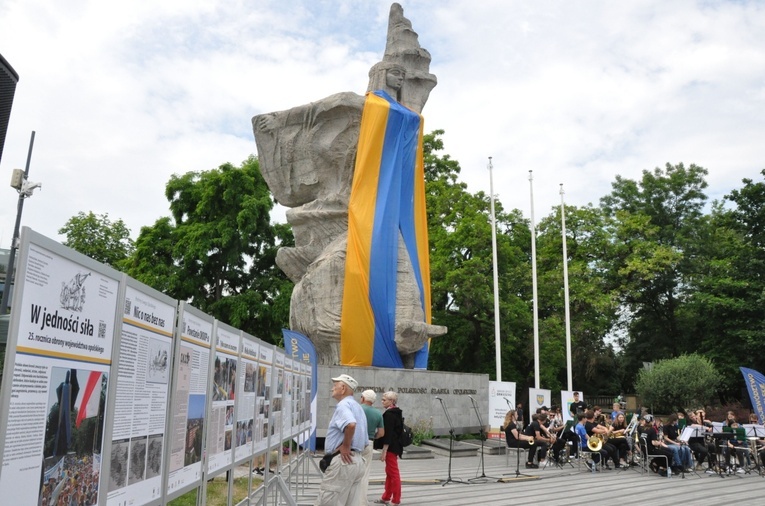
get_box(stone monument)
[253,3,446,369]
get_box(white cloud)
[1,0,764,248]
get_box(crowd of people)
[503,396,765,478]
[39,454,100,506]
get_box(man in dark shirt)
[569,392,586,419]
[584,410,619,469]
[523,414,550,466]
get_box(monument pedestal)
[316,365,489,439]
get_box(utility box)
[10,168,23,189]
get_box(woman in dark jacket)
[374,391,403,505]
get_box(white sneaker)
[736,468,746,474]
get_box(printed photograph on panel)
[108,439,129,492]
[128,436,147,485]
[146,338,171,384]
[145,435,163,480]
[185,394,206,466]
[212,355,238,401]
[257,365,267,397]
[40,367,108,506]
[224,429,233,451]
[244,363,256,392]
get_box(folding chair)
[640,433,670,478]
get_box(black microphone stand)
[468,395,500,482]
[501,397,535,479]
[436,397,469,486]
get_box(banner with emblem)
[528,388,551,416]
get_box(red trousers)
[381,451,401,504]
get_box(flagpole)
[488,157,502,382]
[560,184,573,391]
[529,171,540,389]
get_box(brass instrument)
[588,434,604,452]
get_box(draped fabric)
[340,90,432,368]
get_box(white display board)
[488,381,516,436]
[254,345,273,455]
[107,281,177,506]
[528,387,551,415]
[165,303,213,499]
[234,334,259,464]
[206,321,240,476]
[0,228,122,506]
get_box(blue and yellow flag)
[340,90,432,369]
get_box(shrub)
[635,353,719,413]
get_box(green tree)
[535,204,620,394]
[600,163,710,389]
[59,211,134,269]
[424,130,532,383]
[124,156,292,343]
[684,172,765,400]
[635,354,719,413]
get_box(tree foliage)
[59,211,134,269]
[124,156,292,343]
[635,354,719,413]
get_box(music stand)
[711,428,735,478]
[743,424,765,475]
[436,397,470,486]
[467,395,500,482]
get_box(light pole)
[1,131,39,314]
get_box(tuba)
[587,434,603,452]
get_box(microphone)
[468,395,474,401]
[435,396,442,400]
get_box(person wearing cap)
[316,374,368,506]
[359,390,384,506]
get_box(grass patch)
[168,476,261,506]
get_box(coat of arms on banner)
[536,394,544,406]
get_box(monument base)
[316,365,489,438]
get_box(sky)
[1,0,764,249]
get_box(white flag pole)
[529,170,540,389]
[560,184,573,391]
[488,157,502,382]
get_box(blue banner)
[284,329,318,451]
[740,367,765,424]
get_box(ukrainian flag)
[340,90,432,369]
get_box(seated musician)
[686,410,714,473]
[576,414,600,471]
[609,412,632,466]
[525,413,554,465]
[663,414,694,472]
[547,406,572,462]
[641,415,677,475]
[584,410,620,469]
[722,420,749,473]
[503,410,542,469]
